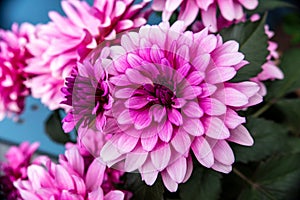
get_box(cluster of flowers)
[0,0,284,199]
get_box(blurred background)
[0,0,65,157]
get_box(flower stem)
[233,168,276,199]
[252,99,277,118]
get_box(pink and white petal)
[166,0,183,12]
[217,0,235,21]
[134,110,152,130]
[198,34,218,53]
[85,159,106,191]
[196,0,214,10]
[214,52,244,67]
[200,83,217,98]
[125,96,149,109]
[151,104,166,122]
[213,40,239,55]
[104,190,125,200]
[183,101,204,118]
[183,156,193,183]
[100,141,123,164]
[151,145,171,171]
[228,125,254,146]
[114,87,136,98]
[181,86,202,99]
[65,148,84,177]
[225,82,260,98]
[161,170,178,192]
[158,120,173,142]
[55,165,75,190]
[166,156,187,183]
[72,175,86,197]
[224,108,246,129]
[124,151,148,172]
[88,187,104,200]
[117,133,139,153]
[183,118,205,136]
[187,71,205,86]
[211,161,232,173]
[206,67,236,84]
[140,158,159,185]
[125,68,153,85]
[214,88,248,107]
[212,140,234,165]
[200,98,226,116]
[239,0,259,9]
[171,128,192,154]
[178,0,199,26]
[168,108,183,126]
[204,117,230,139]
[141,134,158,151]
[152,0,165,11]
[191,53,210,72]
[201,4,218,32]
[191,136,214,168]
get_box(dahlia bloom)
[68,21,262,191]
[25,0,150,110]
[0,23,35,120]
[14,147,126,200]
[152,0,258,32]
[0,142,40,200]
[61,49,113,133]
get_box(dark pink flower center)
[143,83,175,108]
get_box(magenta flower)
[61,51,113,133]
[0,23,35,120]
[0,142,40,200]
[25,0,149,110]
[68,21,262,191]
[152,0,258,32]
[14,147,127,200]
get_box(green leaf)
[275,99,300,135]
[124,173,164,200]
[220,15,269,82]
[45,109,72,144]
[248,0,294,14]
[179,167,221,200]
[238,153,300,200]
[285,137,300,154]
[232,117,288,163]
[266,49,300,100]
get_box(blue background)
[0,0,65,156]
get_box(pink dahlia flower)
[68,21,262,191]
[25,0,150,110]
[61,50,113,133]
[0,142,40,200]
[152,0,258,32]
[14,147,126,200]
[0,23,35,120]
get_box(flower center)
[144,83,175,108]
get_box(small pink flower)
[25,0,150,110]
[0,23,35,120]
[61,51,113,133]
[0,142,40,200]
[249,14,284,96]
[14,147,127,200]
[70,21,262,191]
[152,0,258,32]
